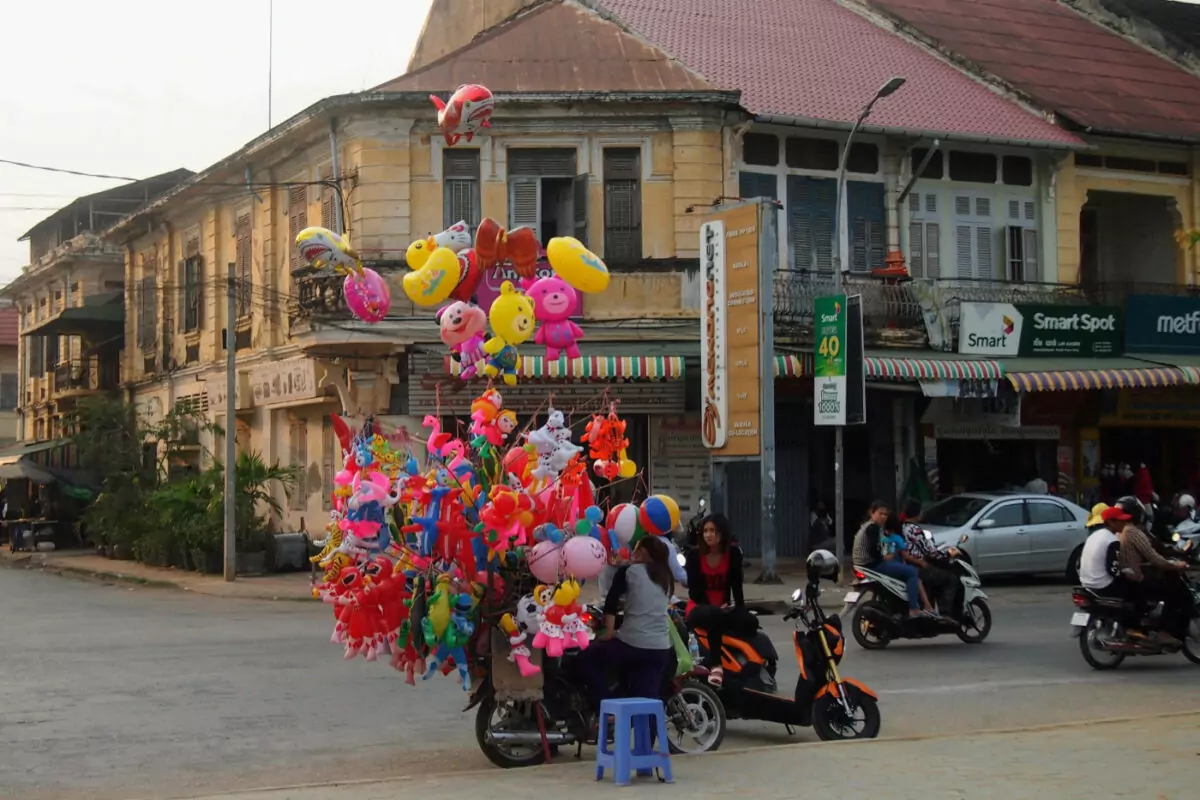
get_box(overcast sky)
[0,0,433,282]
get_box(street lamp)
[830,76,906,570]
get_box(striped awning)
[1007,367,1190,393]
[775,355,806,377]
[865,356,1004,381]
[445,355,684,381]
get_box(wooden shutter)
[604,150,643,265]
[140,250,158,349]
[787,175,836,272]
[738,171,778,201]
[907,192,941,279]
[443,149,481,231]
[288,186,308,271]
[847,181,885,273]
[236,214,252,317]
[289,419,308,511]
[322,416,334,511]
[952,194,995,280]
[508,148,576,176]
[320,168,336,231]
[573,173,589,247]
[508,178,540,238]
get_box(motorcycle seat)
[692,628,779,663]
[1074,586,1133,610]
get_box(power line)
[0,156,350,190]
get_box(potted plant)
[209,451,299,576]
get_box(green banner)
[813,294,847,425]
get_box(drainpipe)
[329,117,344,235]
[882,145,906,274]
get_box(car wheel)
[1065,544,1083,584]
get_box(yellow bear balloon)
[402,246,461,307]
[483,281,536,386]
[546,236,610,294]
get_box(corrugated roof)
[866,0,1200,141]
[597,0,1082,145]
[0,306,17,347]
[377,0,717,93]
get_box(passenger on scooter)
[1079,504,1125,599]
[683,513,748,688]
[1111,496,1193,647]
[885,513,936,615]
[852,502,929,620]
[900,500,961,618]
[579,535,674,708]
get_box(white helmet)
[1179,494,1196,510]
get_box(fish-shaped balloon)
[431,84,495,147]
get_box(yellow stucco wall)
[1056,153,1199,285]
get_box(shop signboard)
[813,294,847,425]
[699,202,765,456]
[1124,294,1200,354]
[958,302,1121,357]
[474,251,583,317]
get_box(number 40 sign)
[813,294,847,426]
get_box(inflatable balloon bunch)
[294,226,392,323]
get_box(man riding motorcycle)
[1105,496,1192,646]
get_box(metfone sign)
[958,302,1121,357]
[1125,295,1200,355]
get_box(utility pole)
[224,265,237,582]
[830,77,906,570]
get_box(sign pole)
[758,201,779,583]
[224,266,238,582]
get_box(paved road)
[1,569,1197,799]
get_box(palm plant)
[207,451,301,552]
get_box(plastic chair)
[595,697,673,786]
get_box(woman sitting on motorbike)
[684,513,748,687]
[579,534,674,708]
[852,501,932,619]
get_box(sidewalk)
[178,713,1199,800]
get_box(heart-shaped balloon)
[402,246,461,307]
[450,248,482,302]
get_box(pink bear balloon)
[523,274,583,361]
[344,268,391,323]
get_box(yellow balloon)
[405,237,434,270]
[546,236,610,294]
[617,458,637,479]
[402,246,461,307]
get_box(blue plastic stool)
[595,697,673,786]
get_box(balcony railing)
[51,358,121,396]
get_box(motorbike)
[841,534,992,649]
[689,550,881,741]
[1070,538,1200,669]
[469,604,726,768]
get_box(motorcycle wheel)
[955,598,993,644]
[474,696,548,769]
[851,602,892,650]
[812,692,881,741]
[1182,619,1200,665]
[1078,618,1126,671]
[665,680,726,755]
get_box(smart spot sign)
[958,302,1121,357]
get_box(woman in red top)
[684,514,746,687]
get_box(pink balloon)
[344,268,392,323]
[561,536,608,580]
[528,540,562,583]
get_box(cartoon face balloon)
[344,268,391,323]
[561,535,607,580]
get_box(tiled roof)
[866,0,1200,141]
[377,0,717,94]
[0,306,18,347]
[597,0,1082,146]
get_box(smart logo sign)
[1125,295,1200,355]
[958,302,1121,357]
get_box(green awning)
[23,290,124,340]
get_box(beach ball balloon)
[639,494,680,536]
[606,503,640,546]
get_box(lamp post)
[831,76,906,570]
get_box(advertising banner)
[813,294,847,425]
[958,302,1121,357]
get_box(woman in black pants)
[684,514,748,687]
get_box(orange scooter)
[690,550,881,741]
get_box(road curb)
[164,708,1200,800]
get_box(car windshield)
[922,496,991,527]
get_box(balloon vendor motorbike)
[1071,537,1200,669]
[841,533,992,649]
[470,599,726,768]
[690,550,881,741]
